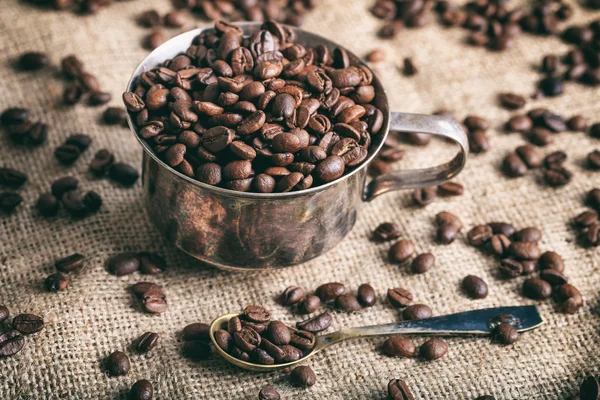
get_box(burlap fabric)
[1,0,599,398]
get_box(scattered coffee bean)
[0,305,9,324]
[300,295,321,314]
[183,340,212,360]
[357,283,376,307]
[137,252,166,275]
[462,275,488,299]
[130,282,161,298]
[107,252,140,276]
[503,153,528,177]
[509,241,541,260]
[515,145,542,168]
[382,337,415,358]
[419,338,448,360]
[588,150,600,169]
[54,253,84,273]
[388,378,414,400]
[438,181,463,196]
[103,107,127,125]
[258,386,280,400]
[106,350,130,376]
[402,304,432,320]
[506,115,533,132]
[490,234,511,257]
[389,239,415,263]
[36,193,59,217]
[0,168,27,189]
[142,288,168,314]
[403,58,418,76]
[54,143,81,165]
[0,192,23,214]
[567,115,588,131]
[17,52,49,71]
[493,323,519,345]
[129,379,153,400]
[499,93,526,109]
[290,365,316,388]
[12,313,44,334]
[514,227,541,242]
[296,312,332,332]
[366,49,386,62]
[0,330,25,358]
[335,294,362,312]
[109,163,139,186]
[136,332,160,353]
[165,10,188,28]
[468,225,493,246]
[373,222,402,241]
[574,210,598,228]
[281,286,305,305]
[523,277,552,300]
[90,149,115,176]
[412,187,436,206]
[45,272,68,292]
[387,288,413,308]
[538,251,565,272]
[182,322,210,342]
[411,252,434,274]
[539,76,563,97]
[315,282,345,302]
[499,258,523,279]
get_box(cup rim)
[125,22,391,200]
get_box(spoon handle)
[316,306,543,349]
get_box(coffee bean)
[387,288,413,308]
[403,58,418,76]
[542,55,559,74]
[227,317,242,334]
[475,396,495,400]
[243,305,271,323]
[45,272,68,292]
[503,154,528,177]
[567,115,588,131]
[382,337,415,358]
[109,163,139,186]
[213,329,233,353]
[493,323,519,345]
[183,339,212,360]
[514,227,541,242]
[107,252,140,276]
[468,225,493,246]
[258,386,280,400]
[90,149,115,177]
[130,282,161,298]
[129,379,153,400]
[540,269,568,286]
[490,234,511,257]
[556,283,583,306]
[538,251,565,272]
[388,378,414,400]
[106,351,130,376]
[296,312,332,332]
[543,166,572,187]
[280,286,305,306]
[438,181,463,196]
[234,327,262,352]
[539,76,563,96]
[0,305,8,324]
[357,283,376,307]
[580,376,600,400]
[528,128,553,147]
[419,338,448,360]
[389,239,415,263]
[437,223,460,245]
[13,314,44,334]
[499,93,526,109]
[436,211,463,230]
[266,321,291,345]
[88,92,112,106]
[137,252,166,275]
[0,168,27,189]
[587,188,600,211]
[509,241,541,260]
[410,253,435,274]
[574,211,598,228]
[51,176,78,199]
[464,116,489,131]
[373,222,401,241]
[0,330,25,358]
[136,332,159,353]
[499,258,523,279]
[1,107,28,126]
[489,222,516,237]
[315,282,345,302]
[588,150,600,169]
[315,155,345,183]
[462,275,488,299]
[335,294,362,312]
[165,10,188,28]
[506,115,533,132]
[18,52,49,71]
[289,330,315,351]
[54,144,81,165]
[300,295,321,314]
[412,187,436,206]
[402,304,432,320]
[523,277,552,300]
[366,49,386,62]
[36,193,59,216]
[290,366,316,388]
[145,31,166,50]
[142,288,168,314]
[515,145,542,168]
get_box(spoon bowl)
[209,306,544,372]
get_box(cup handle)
[363,112,469,201]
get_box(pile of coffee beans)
[466,222,583,314]
[370,0,435,38]
[573,188,600,247]
[181,322,212,360]
[388,378,415,399]
[123,20,384,193]
[434,211,463,245]
[463,115,490,154]
[60,55,111,107]
[171,0,320,27]
[36,176,102,218]
[0,306,44,358]
[129,281,168,314]
[1,107,48,146]
[214,305,316,365]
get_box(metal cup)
[125,23,469,271]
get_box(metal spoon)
[209,305,544,371]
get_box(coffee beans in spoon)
[123,20,384,193]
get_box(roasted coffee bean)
[234,328,262,352]
[137,252,166,275]
[290,366,316,388]
[142,288,168,314]
[18,52,49,71]
[315,282,345,302]
[437,223,460,245]
[129,379,153,400]
[436,211,463,230]
[540,269,567,285]
[258,386,280,400]
[489,222,516,237]
[503,154,528,177]
[296,312,332,332]
[543,166,572,187]
[493,323,519,345]
[387,288,413,308]
[588,150,600,169]
[499,93,526,109]
[280,286,305,305]
[403,58,418,76]
[538,251,564,272]
[412,187,436,207]
[509,241,541,260]
[389,239,415,263]
[145,31,166,50]
[490,234,511,257]
[0,168,27,188]
[468,225,493,246]
[90,149,115,176]
[464,116,489,131]
[357,283,376,307]
[556,284,583,306]
[366,49,386,62]
[55,144,81,165]
[45,272,68,292]
[266,321,291,345]
[243,305,271,323]
[523,278,552,300]
[420,338,448,360]
[107,252,140,276]
[383,337,415,358]
[213,329,233,352]
[106,351,131,376]
[1,107,28,126]
[468,129,489,153]
[588,188,600,211]
[165,10,188,28]
[574,211,598,228]
[388,378,414,400]
[0,330,25,358]
[567,115,588,131]
[514,227,541,242]
[315,155,345,183]
[34,193,56,217]
[59,190,85,218]
[538,76,563,97]
[402,304,432,320]
[51,176,79,199]
[499,258,523,279]
[103,107,127,125]
[516,145,542,168]
[89,92,112,106]
[300,295,321,314]
[136,332,159,353]
[462,275,488,299]
[474,396,495,400]
[335,294,362,312]
[227,317,242,334]
[83,191,102,214]
[12,314,44,334]
[411,253,435,274]
[130,282,161,298]
[0,305,9,324]
[289,330,315,351]
[183,339,212,360]
[373,222,401,241]
[109,163,139,186]
[591,124,600,139]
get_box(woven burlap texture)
[1,0,599,398]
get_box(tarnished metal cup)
[126,23,469,271]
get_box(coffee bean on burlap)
[129,379,153,400]
[0,168,27,188]
[258,386,280,400]
[335,294,362,312]
[136,332,160,353]
[357,283,376,307]
[402,304,432,320]
[106,351,130,376]
[12,314,44,334]
[382,337,415,358]
[107,252,140,276]
[280,286,305,305]
[0,330,25,358]
[290,365,316,388]
[372,222,401,241]
[17,52,49,71]
[142,288,168,314]
[462,275,488,299]
[45,272,68,292]
[315,282,345,302]
[300,295,321,314]
[523,278,552,300]
[419,338,448,360]
[389,239,415,263]
[493,323,519,345]
[387,288,413,308]
[137,252,166,274]
[388,378,414,400]
[109,163,139,186]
